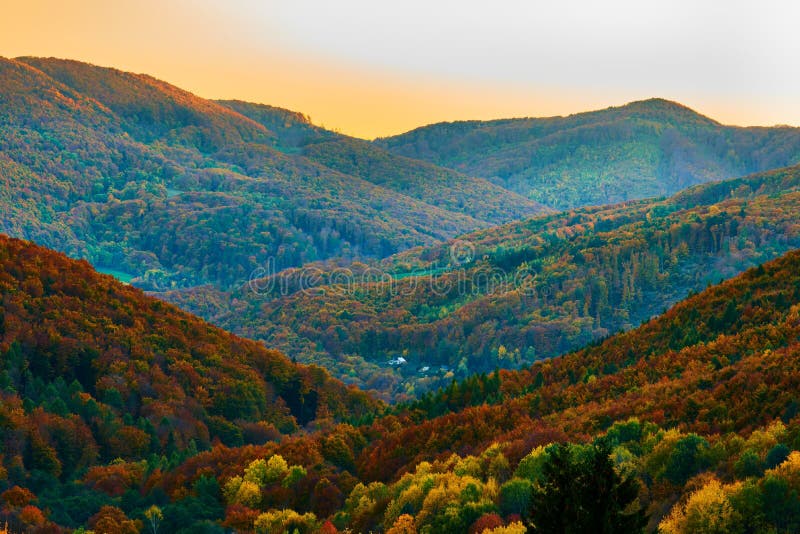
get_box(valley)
[2,53,800,533]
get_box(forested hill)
[376,98,800,210]
[338,247,800,505]
[0,56,544,291]
[166,164,800,401]
[75,246,800,533]
[0,233,378,489]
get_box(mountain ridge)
[0,56,546,292]
[376,97,800,209]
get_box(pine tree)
[529,441,647,533]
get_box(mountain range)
[3,57,800,294]
[4,56,800,532]
[4,56,800,399]
[166,163,800,401]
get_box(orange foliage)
[88,506,141,534]
[83,462,146,498]
[18,505,45,527]
[1,487,35,508]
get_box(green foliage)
[377,98,800,210]
[766,444,792,470]
[664,434,711,485]
[224,99,545,223]
[499,478,533,517]
[513,446,549,484]
[283,465,307,488]
[0,57,543,294]
[761,475,800,531]
[734,450,763,479]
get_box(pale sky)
[2,0,799,138]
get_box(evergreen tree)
[529,441,647,533]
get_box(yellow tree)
[144,505,163,534]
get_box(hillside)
[376,98,800,210]
[218,100,547,224]
[163,164,800,401]
[0,56,544,291]
[0,234,380,529]
[158,248,800,533]
[12,246,800,532]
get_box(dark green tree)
[500,478,533,517]
[761,475,800,532]
[529,442,647,533]
[663,434,710,485]
[765,444,791,470]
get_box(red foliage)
[469,513,504,534]
[222,504,259,532]
[0,234,378,490]
[83,463,146,498]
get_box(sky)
[2,0,799,138]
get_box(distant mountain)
[0,57,545,291]
[218,100,546,224]
[167,164,800,400]
[376,98,800,209]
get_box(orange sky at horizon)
[2,0,799,139]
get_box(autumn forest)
[2,54,800,533]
